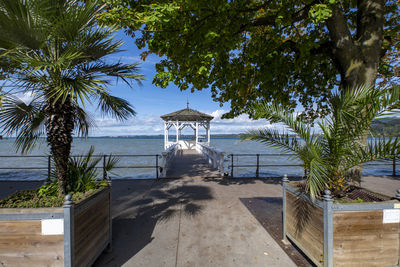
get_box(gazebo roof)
[161,107,213,122]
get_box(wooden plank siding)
[285,191,324,266]
[333,210,399,266]
[73,188,110,267]
[0,220,64,267]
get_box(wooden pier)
[165,149,221,178]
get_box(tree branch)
[249,1,317,27]
[325,5,355,73]
[357,0,384,60]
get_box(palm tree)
[244,85,400,199]
[0,0,143,194]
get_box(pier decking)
[165,149,221,178]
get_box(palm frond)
[343,136,400,171]
[14,111,46,153]
[0,0,48,50]
[74,105,95,137]
[306,158,328,199]
[0,95,42,135]
[0,95,46,153]
[97,92,136,120]
[243,128,300,157]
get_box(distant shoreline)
[1,134,245,139]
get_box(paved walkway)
[166,150,221,178]
[2,175,399,266]
[93,178,296,267]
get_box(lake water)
[0,137,396,180]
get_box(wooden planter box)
[0,186,111,267]
[282,180,400,267]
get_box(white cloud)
[207,109,285,134]
[89,109,286,136]
[15,92,36,104]
[107,54,161,70]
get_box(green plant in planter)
[44,146,119,195]
[0,147,117,208]
[243,85,400,199]
[65,146,118,193]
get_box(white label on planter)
[41,219,64,235]
[383,209,400,224]
[394,203,400,209]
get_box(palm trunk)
[45,97,75,195]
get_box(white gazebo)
[161,103,213,150]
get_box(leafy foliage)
[42,146,117,195]
[0,187,105,208]
[100,0,400,119]
[243,85,400,199]
[65,146,118,193]
[0,0,143,194]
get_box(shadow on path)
[240,197,315,267]
[166,150,221,178]
[203,177,304,186]
[93,179,214,267]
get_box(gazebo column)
[195,122,198,146]
[164,122,167,149]
[207,122,210,145]
[175,121,179,144]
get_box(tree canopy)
[100,0,399,119]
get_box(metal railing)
[0,154,162,180]
[228,154,399,178]
[0,153,398,180]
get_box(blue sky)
[85,30,273,136]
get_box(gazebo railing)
[196,143,225,175]
[161,143,181,177]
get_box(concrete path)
[166,150,221,178]
[93,178,296,267]
[361,175,400,197]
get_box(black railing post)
[103,155,107,180]
[156,155,159,179]
[231,154,234,178]
[393,157,396,177]
[48,155,51,180]
[256,154,259,178]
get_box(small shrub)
[38,180,58,197]
[0,147,117,208]
[0,187,106,208]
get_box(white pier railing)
[161,143,181,177]
[195,143,225,175]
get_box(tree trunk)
[326,1,384,91]
[45,97,75,195]
[325,0,384,184]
